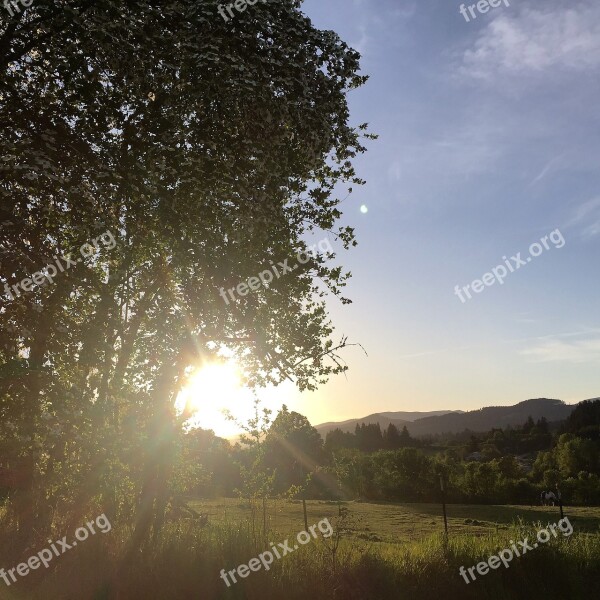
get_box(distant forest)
[170,399,600,506]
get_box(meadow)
[188,497,600,542]
[2,499,598,600]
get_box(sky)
[194,0,600,436]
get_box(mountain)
[315,410,461,437]
[405,398,574,437]
[315,399,577,439]
[377,410,464,421]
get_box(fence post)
[302,498,309,531]
[440,474,448,537]
[557,485,564,521]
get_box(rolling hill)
[315,398,577,439]
[315,410,461,437]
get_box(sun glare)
[175,362,246,438]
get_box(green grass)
[188,498,600,543]
[1,500,599,599]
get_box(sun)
[175,362,246,438]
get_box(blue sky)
[211,0,600,434]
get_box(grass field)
[188,497,600,543]
[180,498,600,600]
[2,500,599,599]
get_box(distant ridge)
[315,398,578,438]
[316,410,461,437]
[377,410,464,420]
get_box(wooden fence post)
[440,474,448,537]
[302,498,308,531]
[556,485,565,521]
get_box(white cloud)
[569,197,600,239]
[461,1,600,80]
[529,154,566,186]
[390,2,416,20]
[519,335,600,363]
[352,25,369,57]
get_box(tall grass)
[1,514,599,599]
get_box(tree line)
[170,399,600,506]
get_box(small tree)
[225,397,283,545]
[226,398,275,490]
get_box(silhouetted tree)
[264,406,325,495]
[564,399,600,440]
[355,423,383,452]
[536,416,549,434]
[325,428,356,452]
[523,416,535,434]
[399,425,412,447]
[384,423,401,449]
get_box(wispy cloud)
[460,1,600,81]
[387,160,402,182]
[569,197,600,238]
[517,328,600,363]
[513,314,538,325]
[396,344,477,360]
[400,329,600,362]
[389,1,416,20]
[351,24,369,56]
[519,337,600,363]
[529,154,566,186]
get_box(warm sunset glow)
[175,362,246,438]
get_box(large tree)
[264,404,324,494]
[0,0,370,546]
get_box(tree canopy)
[0,0,370,541]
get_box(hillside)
[315,410,461,437]
[315,398,576,438]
